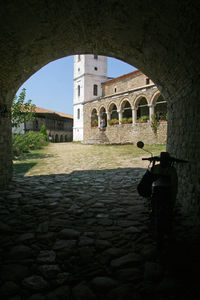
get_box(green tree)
[12,88,36,128]
[40,124,48,140]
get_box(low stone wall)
[84,122,167,144]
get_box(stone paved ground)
[0,143,200,300]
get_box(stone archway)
[108,103,119,125]
[91,108,98,128]
[136,97,149,122]
[0,1,199,215]
[99,106,107,127]
[55,134,59,143]
[121,99,132,121]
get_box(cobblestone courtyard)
[0,143,199,300]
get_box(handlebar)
[141,156,188,163]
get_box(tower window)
[77,108,80,119]
[94,67,98,71]
[94,55,98,59]
[78,55,81,61]
[78,68,80,72]
[146,78,150,85]
[114,87,117,93]
[78,85,80,97]
[93,84,98,96]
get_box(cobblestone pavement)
[1,145,200,299]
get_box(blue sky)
[17,56,136,115]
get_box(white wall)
[73,104,83,141]
[73,54,107,141]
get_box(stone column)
[0,103,13,187]
[148,104,154,122]
[132,108,137,124]
[106,111,111,127]
[97,113,100,128]
[118,110,122,124]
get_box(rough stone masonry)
[0,1,199,219]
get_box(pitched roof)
[34,106,73,119]
[102,69,142,85]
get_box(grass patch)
[13,143,166,177]
[13,162,37,176]
[13,147,54,176]
[92,143,166,157]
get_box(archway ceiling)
[0,0,200,102]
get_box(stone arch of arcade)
[0,1,199,216]
[150,91,167,121]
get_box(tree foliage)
[40,124,48,140]
[13,131,48,157]
[12,88,36,128]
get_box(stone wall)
[0,0,199,220]
[167,88,200,221]
[102,71,152,97]
[84,122,167,145]
[0,106,12,186]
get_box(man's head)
[160,152,171,167]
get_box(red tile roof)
[102,69,142,85]
[34,106,73,119]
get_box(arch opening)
[108,103,119,125]
[121,100,132,123]
[91,108,98,127]
[154,95,167,121]
[136,97,149,122]
[99,107,107,128]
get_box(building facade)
[73,55,107,141]
[24,106,73,142]
[73,55,167,144]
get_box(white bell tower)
[73,54,107,141]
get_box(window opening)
[93,84,98,96]
[77,108,80,119]
[94,67,98,71]
[78,85,80,97]
[146,78,150,85]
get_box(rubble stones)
[0,167,198,299]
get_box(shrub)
[128,117,133,123]
[108,119,119,125]
[91,119,98,127]
[13,131,48,157]
[40,124,48,140]
[121,118,128,124]
[151,114,159,134]
[140,115,149,121]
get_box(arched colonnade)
[91,91,167,127]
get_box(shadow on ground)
[0,167,199,299]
